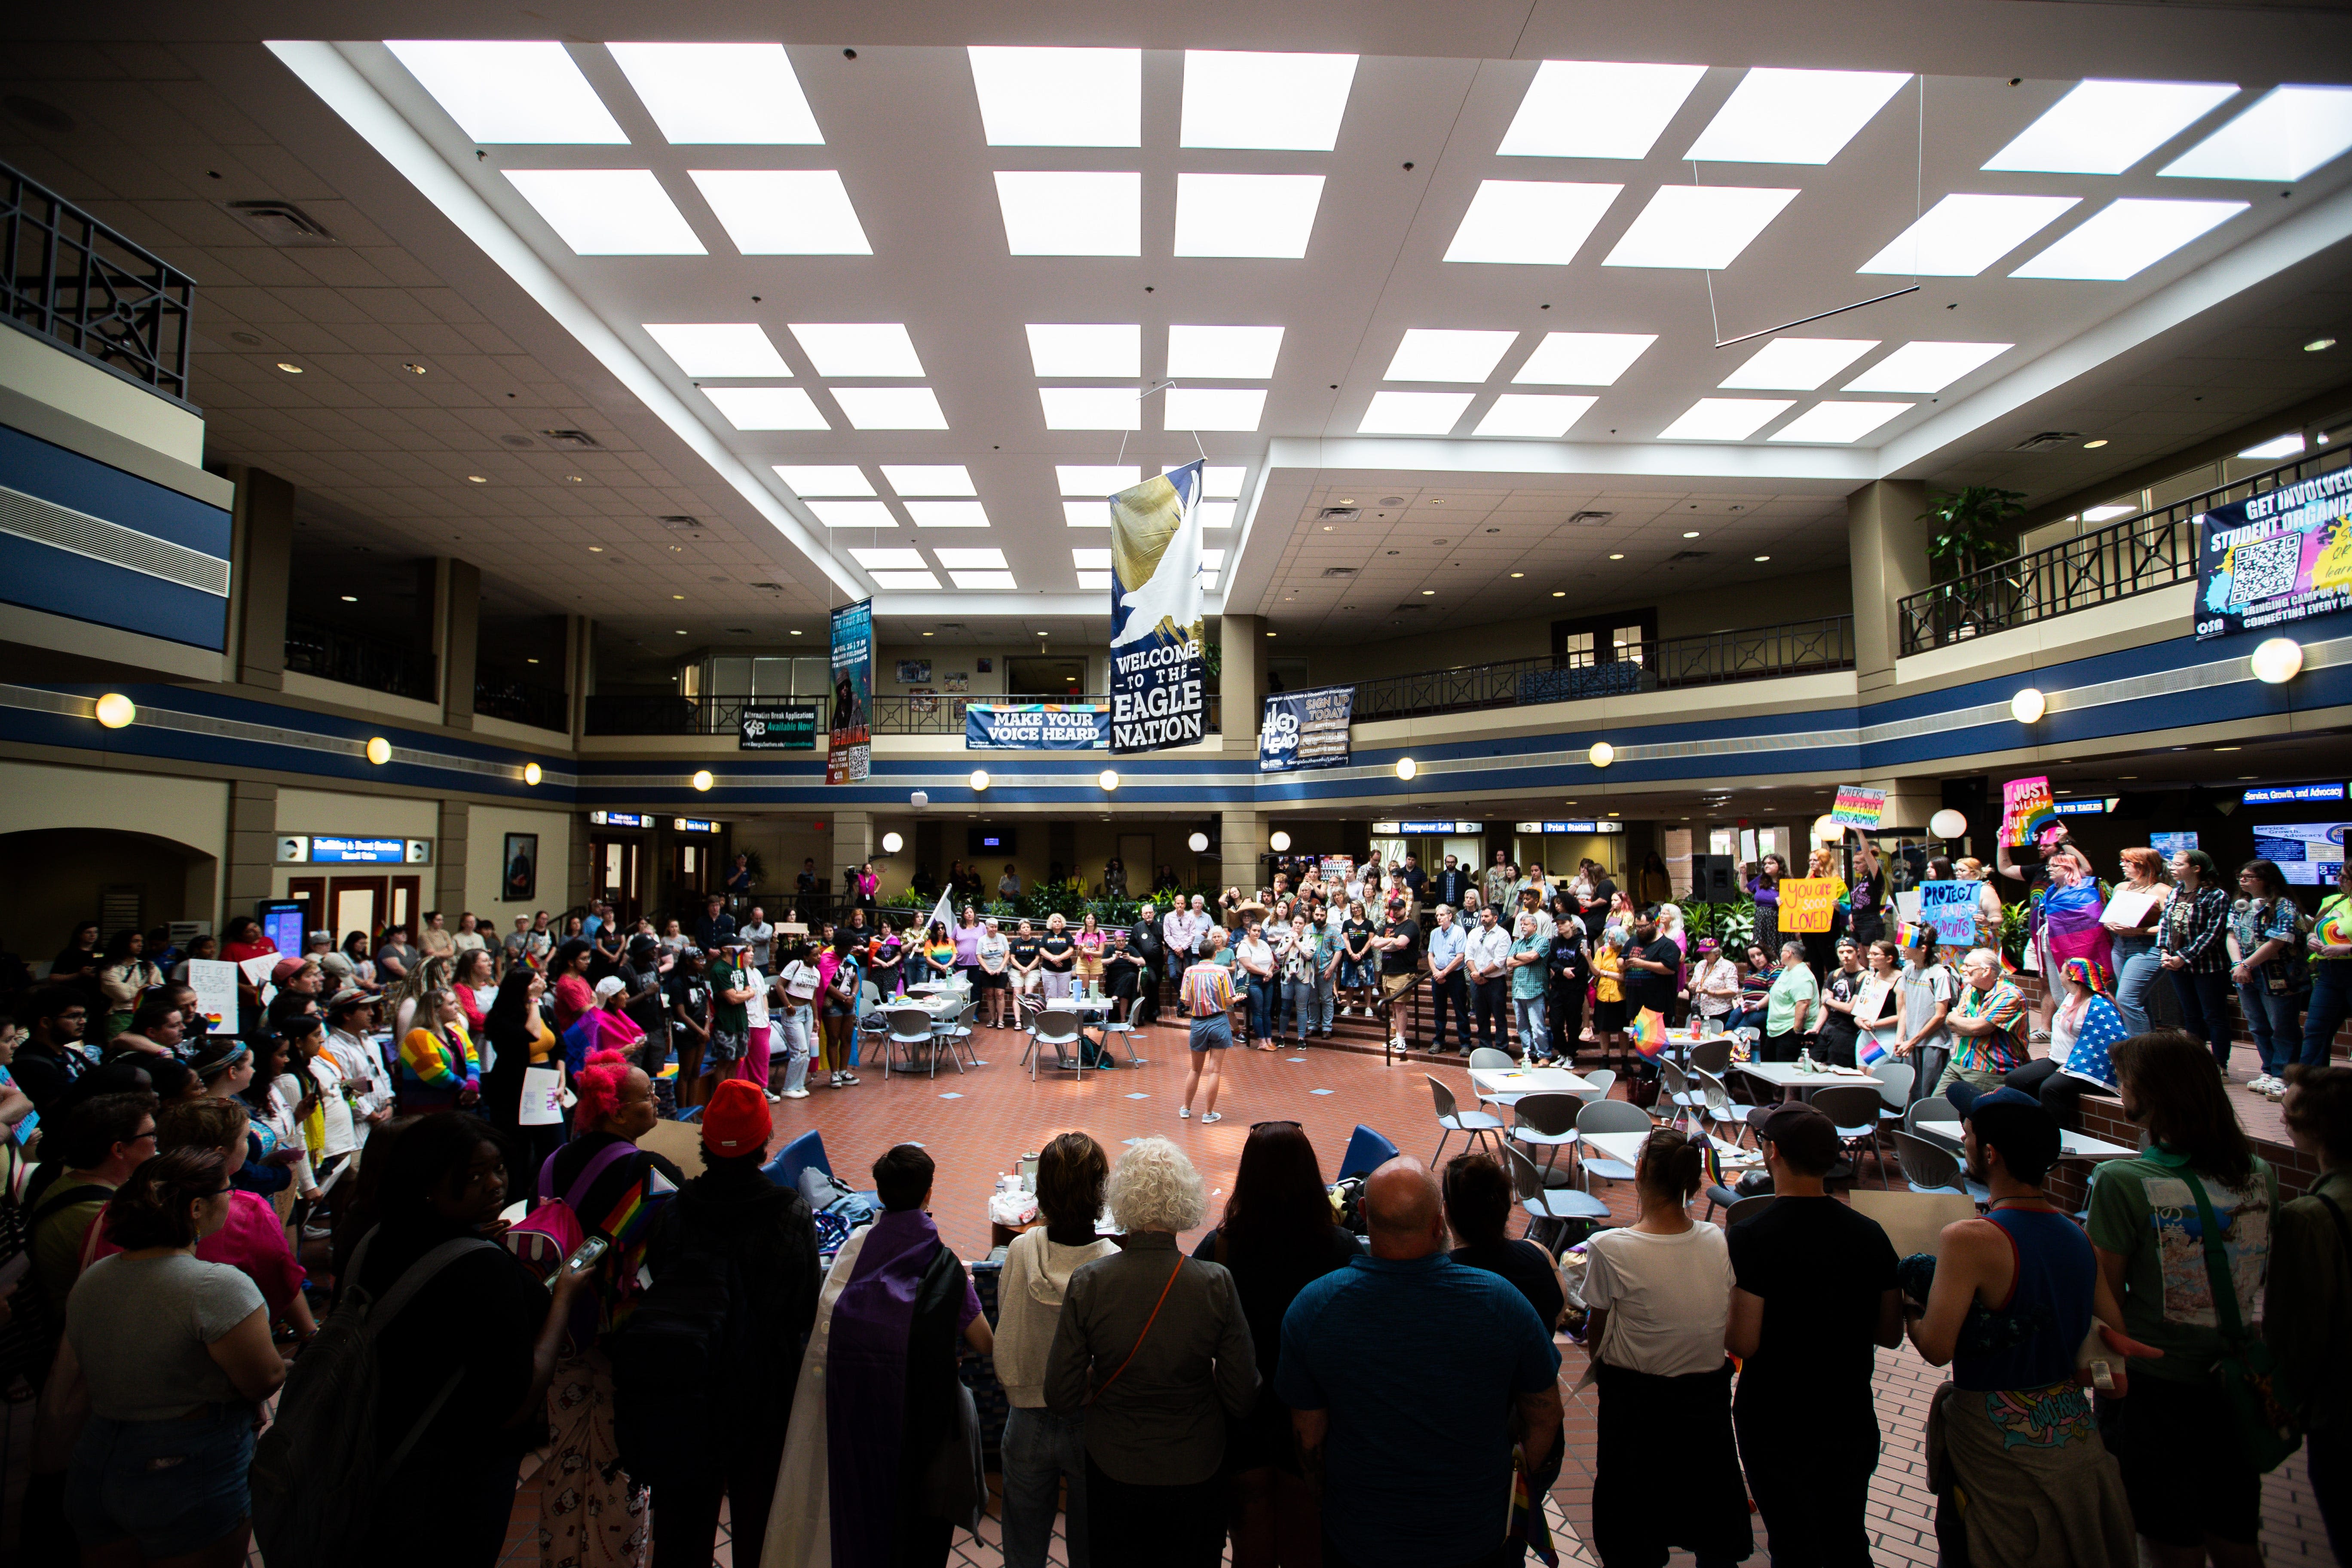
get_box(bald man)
[1276,1157,1563,1568]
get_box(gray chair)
[1701,1177,1745,1222]
[1694,1068,1757,1147]
[1574,1098,1654,1197]
[886,1005,941,1079]
[1098,993,1150,1066]
[1891,1128,1989,1202]
[1906,1096,1961,1136]
[1576,1068,1617,1103]
[1690,1036,1733,1078]
[1811,1084,1892,1188]
[1027,1007,1087,1081]
[1501,1139,1609,1251]
[1427,1075,1506,1164]
[1871,1062,1915,1135]
[1469,1047,1519,1109]
[1507,1092,1582,1185]
[1657,1060,1704,1130]
[936,1001,979,1072]
[1725,1193,1777,1228]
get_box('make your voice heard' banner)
[1259,684,1354,772]
[965,704,1110,750]
[1108,460,1207,753]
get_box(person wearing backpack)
[628,1078,819,1568]
[2089,1031,2281,1568]
[2270,1063,2352,1565]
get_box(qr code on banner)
[2229,533,2303,606]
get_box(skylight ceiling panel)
[1180,50,1358,150]
[1163,388,1267,431]
[871,570,941,589]
[1474,395,1596,438]
[1173,174,1326,259]
[1718,337,1879,391]
[689,170,870,254]
[2160,85,2352,181]
[950,571,1020,590]
[1841,341,2010,394]
[1498,61,1708,159]
[388,41,627,143]
[772,464,873,496]
[1167,326,1285,379]
[1767,400,1913,443]
[995,172,1142,256]
[1359,392,1475,435]
[1984,79,2239,175]
[1384,329,1520,383]
[1855,193,2081,277]
[1656,398,1793,440]
[1072,548,1114,570]
[1063,501,1110,527]
[1684,68,1911,164]
[1443,181,1622,265]
[809,500,896,528]
[2009,197,2248,279]
[502,170,705,255]
[1513,332,1657,386]
[1202,466,1246,498]
[906,501,991,528]
[702,386,827,430]
[848,547,925,569]
[607,43,822,144]
[831,387,949,429]
[882,466,977,496]
[935,548,1008,569]
[1603,186,1798,269]
[1039,388,1141,430]
[642,323,790,378]
[789,323,925,377]
[1077,572,1114,591]
[1199,502,1236,529]
[968,47,1141,146]
[1027,324,1139,378]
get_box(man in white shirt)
[1893,930,1959,1104]
[322,988,393,1145]
[740,906,776,973]
[1235,920,1278,1047]
[1465,905,1514,1051]
[1426,906,1470,1054]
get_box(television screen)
[2150,831,2200,858]
[967,826,1018,857]
[2250,821,2350,885]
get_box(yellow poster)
[1779,877,1836,934]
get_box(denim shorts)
[69,1405,256,1559]
[1190,1013,1234,1052]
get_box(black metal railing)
[475,680,570,732]
[1897,448,2352,654]
[284,619,435,703]
[584,692,1225,738]
[1347,616,1855,721]
[3,161,196,403]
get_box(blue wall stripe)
[0,422,232,556]
[0,537,228,649]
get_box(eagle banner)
[1108,460,1207,753]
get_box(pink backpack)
[502,1139,639,1276]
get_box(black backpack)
[609,1226,755,1488]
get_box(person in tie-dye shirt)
[1936,949,2026,1099]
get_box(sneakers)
[765,1090,782,1103]
[2250,1074,2287,1099]
[1201,1111,1222,1124]
[1179,1105,1191,1119]
[781,1087,811,1099]
[842,1070,861,1085]
[829,1071,846,1088]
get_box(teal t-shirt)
[1510,933,1550,999]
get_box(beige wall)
[0,760,232,960]
[465,805,576,922]
[0,326,206,467]
[268,788,440,902]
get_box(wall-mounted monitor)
[967,826,1018,856]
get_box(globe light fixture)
[881,831,904,854]
[93,692,136,729]
[1188,830,1210,853]
[1929,807,1969,839]
[1588,741,1614,768]
[692,769,714,791]
[969,769,991,791]
[1812,813,1844,845]
[1268,830,1292,852]
[2010,688,2046,723]
[1395,756,1418,781]
[1098,769,1120,791]
[523,762,542,786]
[2250,637,2303,685]
[365,737,392,766]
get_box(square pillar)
[831,810,874,904]
[223,780,278,928]
[435,557,481,730]
[1847,479,1928,699]
[1219,613,1262,747]
[1219,808,1262,896]
[224,466,293,692]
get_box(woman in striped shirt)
[1180,928,1236,1126]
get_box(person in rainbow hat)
[2000,956,2124,1130]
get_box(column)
[567,614,594,743]
[831,810,874,904]
[1219,612,1263,748]
[1853,778,1943,834]
[1847,478,1928,700]
[222,779,278,927]
[222,465,293,692]
[435,800,469,915]
[435,556,482,730]
[1219,808,1262,896]
[567,810,593,913]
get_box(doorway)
[591,837,645,925]
[1005,656,1088,697]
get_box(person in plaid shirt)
[2157,848,2234,1072]
[1937,948,2026,1097]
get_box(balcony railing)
[1897,448,2352,654]
[585,692,1225,738]
[285,619,435,703]
[475,680,570,732]
[1347,616,1855,722]
[3,161,196,403]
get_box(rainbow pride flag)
[1701,1139,1727,1191]
[1631,1007,1669,1060]
[1507,1444,1559,1566]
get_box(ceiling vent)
[1320,566,1358,578]
[1317,506,1359,521]
[657,516,704,532]
[723,626,752,634]
[223,199,337,246]
[1390,602,1427,612]
[1668,549,1711,562]
[1566,510,1614,527]
[2011,430,2082,452]
[498,433,535,448]
[748,581,784,593]
[1378,495,1406,506]
[540,429,602,449]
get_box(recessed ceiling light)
[1384,328,1520,382]
[1173,172,1325,258]
[1553,589,1567,595]
[2162,85,2352,180]
[566,474,584,483]
[870,570,943,590]
[935,548,1009,570]
[1604,185,1799,269]
[849,548,926,569]
[1421,588,1436,595]
[968,47,1140,145]
[2305,338,2338,353]
[1842,340,2013,393]
[1684,67,1911,164]
[1608,553,1625,560]
[1513,331,1656,386]
[772,464,874,496]
[1498,59,1707,158]
[1857,193,2082,276]
[641,322,792,378]
[1683,530,1702,538]
[340,594,358,602]
[466,474,487,484]
[387,40,626,142]
[2083,439,2110,449]
[276,362,302,373]
[922,630,934,636]
[993,171,1140,255]
[1039,388,1141,431]
[687,169,871,254]
[808,500,897,528]
[588,545,604,552]
[1025,323,1139,377]
[1719,337,1879,390]
[2010,197,2247,280]
[1443,181,1621,265]
[1057,465,1142,496]
[1768,400,1914,443]
[1510,571,1525,578]
[704,386,829,430]
[1164,387,1267,431]
[1985,79,2239,175]
[789,322,924,377]
[1181,50,1357,150]
[882,465,976,497]
[1358,391,1474,435]
[2082,504,2137,521]
[1657,398,1794,440]
[906,501,992,528]
[790,629,802,635]
[402,361,426,374]
[608,42,822,144]
[830,387,948,430]
[503,169,705,254]
[2239,433,2305,459]
[676,629,688,635]
[1474,394,1596,438]
[1753,554,1771,561]
[671,593,685,600]
[1167,325,1285,379]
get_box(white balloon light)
[1929,808,1969,839]
[1395,756,1418,781]
[1098,769,1120,791]
[969,769,990,791]
[1268,830,1292,852]
[93,692,136,729]
[366,737,392,766]
[2250,637,2303,685]
[881,831,904,854]
[1589,741,1614,768]
[523,762,542,786]
[2010,687,2046,723]
[692,769,714,791]
[1812,814,1844,845]
[1188,831,1210,853]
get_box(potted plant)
[1920,486,2027,640]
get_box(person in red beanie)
[641,1078,820,1568]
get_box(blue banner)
[1259,684,1353,772]
[827,598,871,784]
[965,704,1110,750]
[1109,460,1207,752]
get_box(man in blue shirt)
[1279,1157,1562,1568]
[1425,905,1470,1054]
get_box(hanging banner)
[2000,775,2057,846]
[827,598,873,785]
[1831,784,1887,830]
[1917,881,1979,946]
[1108,460,1207,753]
[1259,683,1354,772]
[1779,877,1837,934]
[2196,464,2352,639]
[964,704,1110,750]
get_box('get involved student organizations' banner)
[827,598,872,785]
[965,705,1110,750]
[1108,460,1207,753]
[1259,684,1354,772]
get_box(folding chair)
[1507,1092,1581,1186]
[1574,1098,1655,1200]
[1099,993,1150,1067]
[1427,1075,1505,1164]
[1502,1140,1608,1252]
[1469,1047,1519,1111]
[1690,1036,1733,1077]
[1891,1129,1989,1202]
[1693,1068,1758,1148]
[1027,1007,1087,1081]
[1725,1193,1777,1228]
[1811,1084,1893,1188]
[1576,1068,1617,1103]
[1657,1060,1704,1132]
[1870,1061,1915,1141]
[887,1005,942,1079]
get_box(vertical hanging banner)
[827,597,872,785]
[1108,459,1207,753]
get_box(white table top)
[1580,1129,1762,1171]
[1735,1060,1886,1093]
[1470,1066,1595,1096]
[1916,1120,2140,1161]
